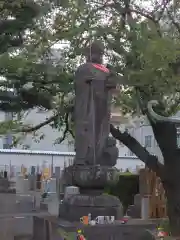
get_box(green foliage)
[51,0,180,116]
[1,0,180,140]
[57,227,76,240]
[158,219,171,234]
[0,0,74,138]
[104,174,139,212]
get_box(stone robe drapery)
[74,63,116,165]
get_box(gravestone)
[0,193,16,213]
[15,175,35,212]
[62,41,123,221]
[31,166,36,175]
[141,197,149,220]
[127,194,141,218]
[33,191,41,208]
[54,167,61,179]
[48,178,57,193]
[48,196,59,216]
[41,179,47,193]
[41,178,59,213]
[54,167,61,196]
[16,194,35,212]
[0,178,10,193]
[64,186,79,200]
[16,176,29,194]
[28,175,36,191]
[134,194,141,207]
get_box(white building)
[0,108,149,171]
[0,106,164,170]
[1,109,159,156]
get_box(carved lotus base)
[64,164,118,190]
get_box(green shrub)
[158,219,171,234]
[104,173,139,212]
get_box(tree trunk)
[163,157,180,238]
[165,185,180,238]
[150,121,180,237]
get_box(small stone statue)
[74,41,118,166]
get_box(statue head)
[84,41,104,64]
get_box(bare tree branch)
[153,0,171,21]
[54,111,74,144]
[20,114,59,133]
[130,6,157,22]
[167,9,180,33]
[57,112,69,143]
[110,124,163,175]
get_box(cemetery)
[0,161,169,239]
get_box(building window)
[128,150,134,156]
[3,134,12,149]
[3,144,10,149]
[145,135,152,147]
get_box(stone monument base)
[62,164,122,221]
[59,193,123,221]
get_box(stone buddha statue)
[74,41,118,166]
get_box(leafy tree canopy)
[0,0,74,139]
[0,0,180,139]
[52,0,180,117]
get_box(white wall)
[0,152,144,172]
[0,109,164,163]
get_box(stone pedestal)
[59,194,123,221]
[61,164,122,221]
